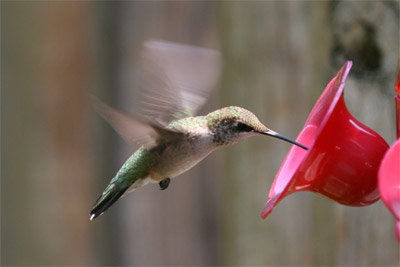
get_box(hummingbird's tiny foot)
[159,178,171,190]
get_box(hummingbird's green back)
[112,147,156,187]
[90,147,156,219]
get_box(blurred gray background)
[2,1,399,266]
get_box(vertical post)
[2,2,96,265]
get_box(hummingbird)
[89,40,307,220]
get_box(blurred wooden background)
[2,1,399,266]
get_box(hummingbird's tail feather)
[90,183,127,220]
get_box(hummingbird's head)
[207,106,308,149]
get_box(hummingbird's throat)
[211,121,255,146]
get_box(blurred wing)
[139,40,221,124]
[91,96,182,146]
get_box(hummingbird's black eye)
[236,122,253,132]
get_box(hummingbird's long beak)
[259,129,308,150]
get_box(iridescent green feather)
[90,148,156,219]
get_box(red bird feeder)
[378,57,400,241]
[395,57,400,138]
[378,139,400,241]
[262,61,389,219]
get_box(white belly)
[150,133,215,181]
